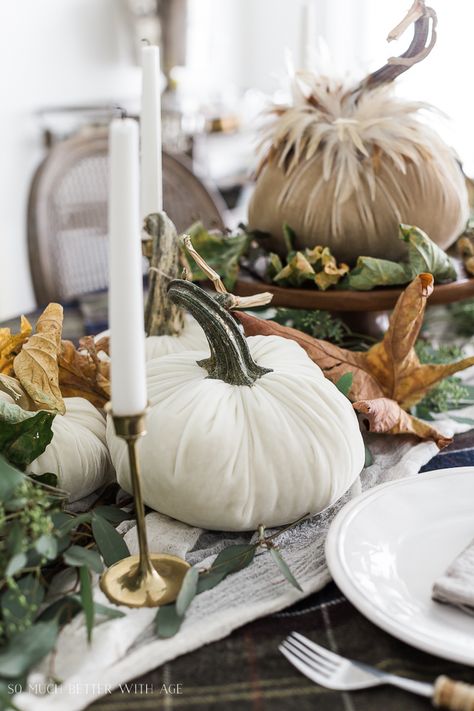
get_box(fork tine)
[290,631,344,666]
[284,638,336,673]
[279,643,332,688]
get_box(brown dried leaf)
[236,274,474,448]
[13,304,65,414]
[58,338,110,408]
[235,311,384,400]
[354,398,452,449]
[458,236,474,276]
[0,316,32,374]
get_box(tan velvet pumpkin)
[248,2,469,263]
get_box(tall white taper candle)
[109,118,147,416]
[300,1,316,70]
[140,45,163,221]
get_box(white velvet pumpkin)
[97,315,207,363]
[107,281,365,531]
[0,392,114,502]
[145,315,207,360]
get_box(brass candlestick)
[99,410,190,607]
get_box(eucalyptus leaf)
[5,554,27,578]
[38,595,82,626]
[91,602,126,620]
[155,604,183,639]
[0,458,24,501]
[450,416,474,426]
[0,620,58,678]
[0,399,55,469]
[6,523,23,558]
[92,506,133,525]
[176,567,199,617]
[269,547,303,592]
[64,545,104,574]
[335,373,353,399]
[364,445,374,468]
[197,544,256,593]
[29,472,58,489]
[79,567,94,643]
[34,534,58,561]
[53,512,91,537]
[91,514,129,567]
[1,575,44,636]
[186,223,250,290]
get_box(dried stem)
[353,0,437,96]
[182,235,273,310]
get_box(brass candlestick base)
[100,409,190,608]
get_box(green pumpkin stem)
[167,280,272,386]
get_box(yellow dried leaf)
[0,316,32,374]
[13,303,65,414]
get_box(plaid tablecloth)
[84,432,474,711]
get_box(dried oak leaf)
[58,336,110,408]
[353,398,451,450]
[0,316,32,375]
[13,303,66,414]
[236,274,474,448]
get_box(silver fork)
[280,632,474,710]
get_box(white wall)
[0,0,140,320]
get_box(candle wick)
[141,38,151,46]
[114,105,128,119]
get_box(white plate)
[325,467,474,665]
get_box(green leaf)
[197,544,256,593]
[282,223,296,255]
[450,415,474,426]
[0,400,55,469]
[91,514,129,567]
[6,523,23,558]
[34,534,58,561]
[335,373,353,399]
[64,545,104,574]
[5,554,27,578]
[0,620,58,678]
[1,575,45,636]
[400,224,457,283]
[79,567,94,643]
[38,595,82,626]
[345,225,456,291]
[185,223,250,290]
[269,547,303,592]
[364,445,374,468]
[346,256,411,291]
[155,604,183,639]
[0,458,24,501]
[53,512,91,537]
[29,472,58,488]
[92,602,125,620]
[175,567,199,617]
[92,506,133,525]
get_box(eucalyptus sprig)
[155,515,308,640]
[0,456,133,699]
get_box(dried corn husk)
[248,1,469,263]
